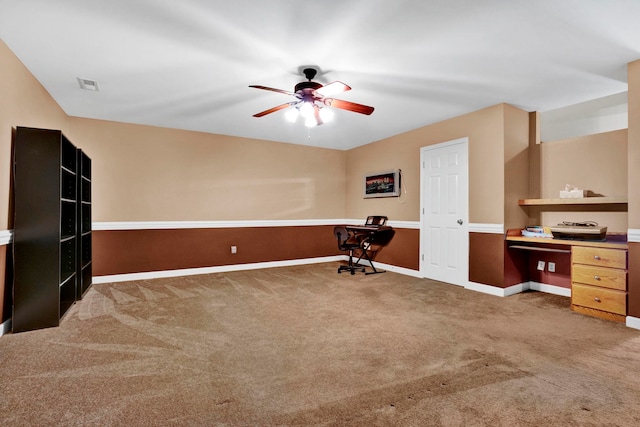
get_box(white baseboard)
[464,281,571,298]
[94,256,422,284]
[0,319,11,336]
[364,261,422,278]
[529,281,572,297]
[465,281,519,297]
[627,316,640,330]
[93,256,346,284]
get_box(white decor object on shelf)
[560,184,585,198]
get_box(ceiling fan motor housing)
[294,81,322,94]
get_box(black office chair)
[334,226,366,275]
[354,228,396,274]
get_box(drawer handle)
[594,297,601,303]
[594,275,601,281]
[594,255,601,260]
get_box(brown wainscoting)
[469,232,504,287]
[93,225,420,277]
[628,242,640,318]
[526,250,571,289]
[504,240,529,288]
[504,241,572,290]
[93,226,339,276]
[372,227,419,271]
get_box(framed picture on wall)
[364,169,401,198]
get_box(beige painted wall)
[535,129,628,232]
[0,39,68,229]
[345,104,507,224]
[504,104,531,231]
[538,130,627,199]
[67,118,346,222]
[629,60,640,230]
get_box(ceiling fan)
[249,68,374,127]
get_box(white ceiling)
[1,0,640,150]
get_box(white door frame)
[419,137,469,285]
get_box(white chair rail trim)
[628,229,640,243]
[468,223,504,234]
[0,230,13,246]
[93,219,421,231]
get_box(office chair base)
[338,264,366,275]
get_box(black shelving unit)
[12,127,91,332]
[77,149,92,299]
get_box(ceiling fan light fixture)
[304,116,318,128]
[284,106,299,123]
[299,101,315,119]
[318,107,333,123]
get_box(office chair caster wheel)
[350,271,355,275]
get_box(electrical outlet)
[548,262,555,273]
[231,245,237,254]
[537,260,545,271]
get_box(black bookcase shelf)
[77,149,92,300]
[12,127,92,332]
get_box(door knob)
[457,219,463,225]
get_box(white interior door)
[420,138,469,286]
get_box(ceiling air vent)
[77,77,99,91]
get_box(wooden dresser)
[571,246,628,322]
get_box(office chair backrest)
[365,215,388,226]
[333,226,352,249]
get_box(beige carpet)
[1,262,640,426]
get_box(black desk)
[346,224,391,233]
[345,225,394,274]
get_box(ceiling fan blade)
[315,81,351,97]
[249,85,296,97]
[324,98,375,115]
[253,102,296,117]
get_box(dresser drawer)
[571,283,626,315]
[572,264,627,290]
[572,246,627,269]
